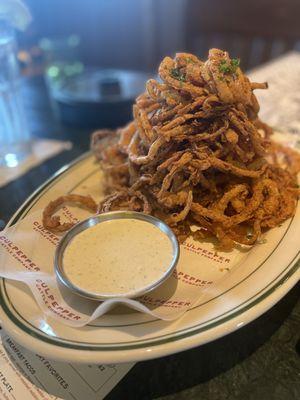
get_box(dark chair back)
[185,0,300,69]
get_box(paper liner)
[0,206,245,327]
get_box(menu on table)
[0,331,133,400]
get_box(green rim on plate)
[0,153,299,351]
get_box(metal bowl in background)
[46,68,152,128]
[54,211,180,301]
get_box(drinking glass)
[0,19,31,167]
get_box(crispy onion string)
[44,49,300,250]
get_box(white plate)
[0,153,299,364]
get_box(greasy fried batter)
[42,194,97,233]
[44,49,300,250]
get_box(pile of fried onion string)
[43,49,300,250]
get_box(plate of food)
[0,49,299,364]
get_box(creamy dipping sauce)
[63,219,174,295]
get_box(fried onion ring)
[42,194,97,233]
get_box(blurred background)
[0,0,298,154]
[14,0,300,129]
[19,0,300,72]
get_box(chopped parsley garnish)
[219,58,240,75]
[231,58,240,68]
[185,57,196,64]
[170,67,186,82]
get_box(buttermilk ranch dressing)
[63,219,174,295]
